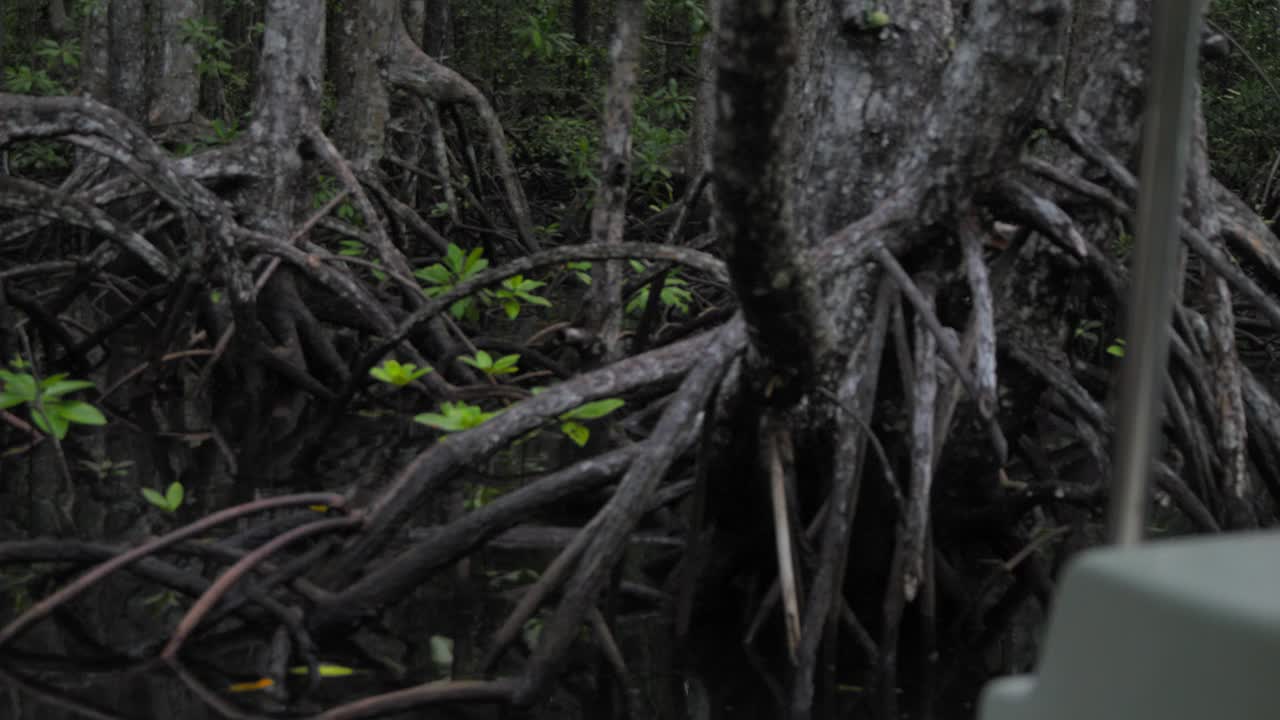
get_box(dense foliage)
[1203,0,1280,220]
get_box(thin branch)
[0,492,346,647]
[514,320,743,703]
[958,213,998,419]
[996,178,1088,257]
[162,515,360,659]
[764,415,802,663]
[314,679,517,720]
[903,276,939,602]
[789,275,893,716]
[872,242,988,418]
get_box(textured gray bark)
[247,0,326,235]
[581,0,645,360]
[108,0,147,122]
[6,1,1280,718]
[80,1,111,103]
[149,0,201,127]
[704,0,1279,716]
[685,0,716,182]
[332,0,396,171]
[714,0,833,396]
[402,0,426,46]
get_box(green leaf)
[502,299,520,320]
[561,398,625,420]
[522,618,543,651]
[31,409,68,439]
[414,264,452,286]
[414,412,463,432]
[429,635,454,677]
[445,244,465,272]
[370,359,431,386]
[463,247,489,277]
[142,487,171,511]
[54,401,107,426]
[415,402,496,432]
[626,289,649,315]
[491,354,521,373]
[165,481,184,510]
[0,391,27,410]
[1106,339,1127,357]
[560,421,590,447]
[449,298,473,320]
[41,379,95,398]
[660,285,692,313]
[0,372,37,403]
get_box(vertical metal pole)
[1108,1,1207,546]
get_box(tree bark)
[149,0,201,127]
[331,0,396,171]
[581,0,646,361]
[108,0,148,122]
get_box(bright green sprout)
[557,398,626,447]
[416,244,490,320]
[370,358,433,387]
[495,275,552,320]
[459,351,520,376]
[142,481,185,513]
[0,365,106,439]
[566,261,592,285]
[414,401,498,433]
[626,261,692,315]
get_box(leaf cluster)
[369,359,433,387]
[416,244,491,321]
[0,365,106,440]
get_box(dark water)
[0,404,707,719]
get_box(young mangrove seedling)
[141,481,184,513]
[414,401,498,433]
[0,362,107,439]
[369,358,433,387]
[459,351,520,376]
